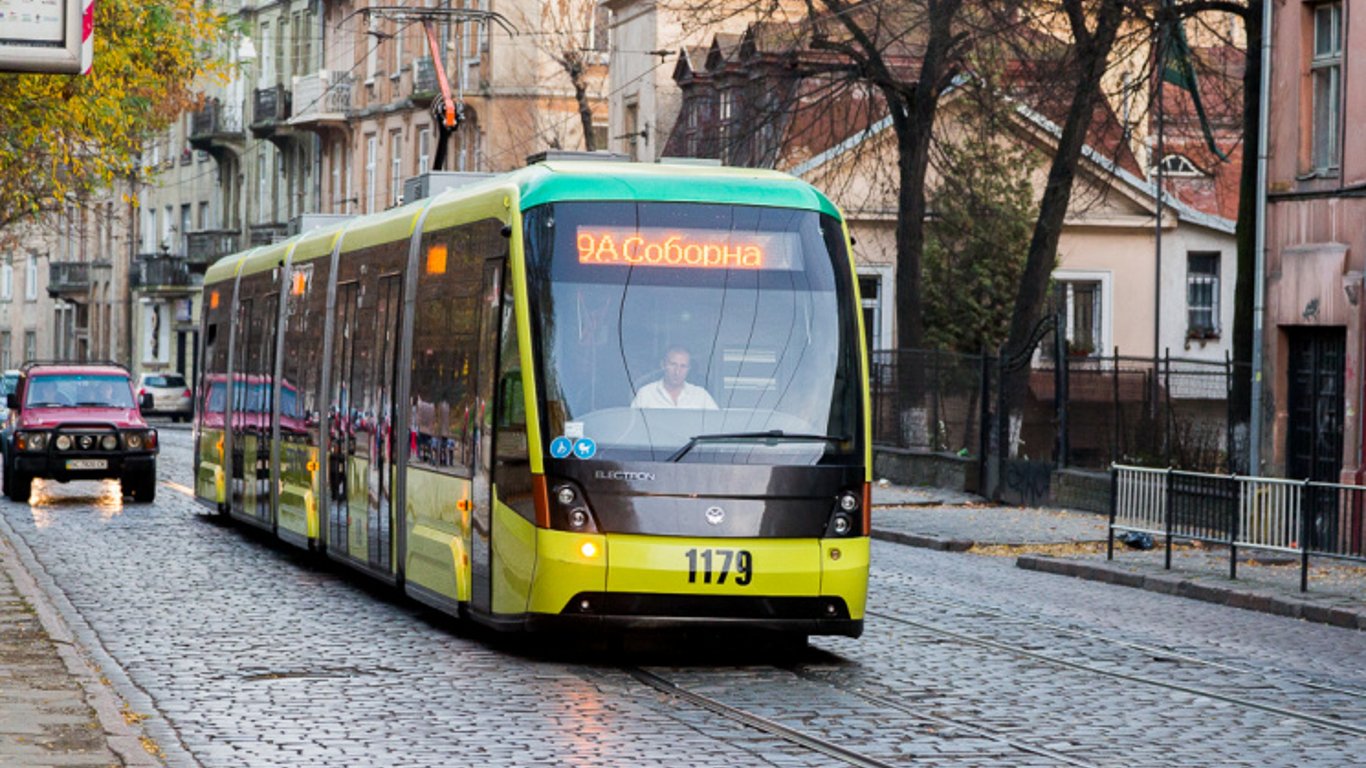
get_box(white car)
[137,372,193,422]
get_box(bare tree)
[1002,0,1133,371]
[512,0,608,150]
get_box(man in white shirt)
[631,346,719,409]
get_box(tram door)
[328,282,359,555]
[469,260,503,610]
[229,298,253,518]
[362,274,402,573]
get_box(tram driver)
[631,345,719,410]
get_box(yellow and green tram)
[193,158,871,637]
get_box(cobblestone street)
[1,429,1362,767]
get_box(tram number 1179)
[684,548,753,586]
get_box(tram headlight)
[568,509,589,529]
[55,435,72,451]
[838,491,860,513]
[556,485,577,505]
[832,512,854,536]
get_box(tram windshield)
[525,201,861,465]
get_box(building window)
[25,254,37,301]
[24,330,35,363]
[417,128,431,175]
[624,102,639,161]
[718,90,733,163]
[1058,279,1103,357]
[1159,154,1201,176]
[257,151,270,225]
[857,270,893,353]
[331,139,344,213]
[591,123,608,153]
[0,331,9,369]
[365,134,378,213]
[1187,252,1220,338]
[1,261,11,301]
[1311,2,1342,172]
[390,130,403,206]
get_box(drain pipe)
[1249,0,1272,475]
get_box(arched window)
[1158,154,1202,177]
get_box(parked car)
[137,372,193,422]
[3,362,158,503]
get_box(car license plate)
[66,459,107,470]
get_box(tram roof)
[239,238,293,278]
[203,247,258,285]
[512,161,840,218]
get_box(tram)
[193,157,871,637]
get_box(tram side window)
[282,260,326,431]
[409,218,504,475]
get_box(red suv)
[2,362,159,503]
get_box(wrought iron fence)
[1111,465,1366,591]
[871,347,1245,475]
[869,349,990,457]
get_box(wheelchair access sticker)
[550,435,597,459]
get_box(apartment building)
[1260,0,1365,485]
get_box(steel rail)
[628,668,898,768]
[784,667,1103,768]
[876,582,1366,701]
[870,610,1366,738]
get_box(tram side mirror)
[6,393,16,409]
[140,393,154,411]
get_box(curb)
[0,514,202,767]
[871,529,974,552]
[0,532,165,767]
[1016,555,1366,631]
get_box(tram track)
[881,586,1366,702]
[626,666,1104,767]
[868,609,1366,739]
[627,667,899,768]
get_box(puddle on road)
[26,479,125,527]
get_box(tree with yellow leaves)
[0,0,229,234]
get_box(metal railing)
[190,98,244,137]
[131,256,193,289]
[252,83,292,125]
[185,229,240,269]
[47,261,91,294]
[1111,465,1366,591]
[291,71,353,121]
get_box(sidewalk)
[0,532,162,767]
[871,481,1366,631]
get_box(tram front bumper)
[527,530,868,637]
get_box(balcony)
[189,98,245,159]
[185,229,240,272]
[251,84,293,138]
[249,222,288,246]
[288,71,353,131]
[131,256,194,293]
[48,261,91,298]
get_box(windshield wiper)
[667,430,847,462]
[74,402,120,407]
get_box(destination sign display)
[575,227,798,270]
